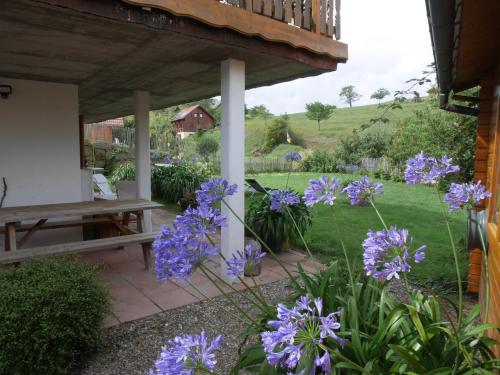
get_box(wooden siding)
[172,107,215,133]
[476,68,500,358]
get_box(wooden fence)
[221,0,341,39]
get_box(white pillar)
[220,59,245,279]
[134,90,152,232]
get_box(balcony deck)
[0,0,348,122]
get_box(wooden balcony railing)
[221,0,341,40]
[124,0,346,59]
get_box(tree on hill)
[248,105,273,125]
[370,88,390,104]
[339,85,362,107]
[305,102,336,130]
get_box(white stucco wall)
[0,77,82,248]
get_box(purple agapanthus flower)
[269,190,301,212]
[285,151,302,162]
[196,178,238,207]
[226,243,266,278]
[404,151,460,185]
[261,296,344,374]
[150,331,222,375]
[444,181,491,212]
[342,176,384,205]
[304,176,342,207]
[362,227,426,281]
[153,205,226,281]
[164,155,173,164]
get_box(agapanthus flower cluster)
[150,331,222,375]
[444,181,491,212]
[404,151,460,185]
[269,190,301,212]
[342,176,383,206]
[226,243,266,278]
[304,176,342,206]
[362,227,426,281]
[261,296,344,374]
[153,178,237,281]
[196,178,238,206]
[285,151,302,162]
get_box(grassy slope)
[250,173,467,287]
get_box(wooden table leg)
[5,222,17,251]
[141,242,151,271]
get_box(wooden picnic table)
[0,199,163,252]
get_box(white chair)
[116,181,137,200]
[92,174,117,200]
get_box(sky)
[244,0,435,114]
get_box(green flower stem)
[218,253,271,310]
[221,198,300,289]
[285,167,292,189]
[320,344,372,375]
[369,198,388,230]
[477,224,490,324]
[200,264,269,315]
[284,204,314,259]
[187,280,249,326]
[250,274,268,309]
[435,187,463,325]
[199,266,260,327]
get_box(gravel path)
[81,279,294,375]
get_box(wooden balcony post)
[311,0,320,33]
[273,0,283,20]
[335,0,341,39]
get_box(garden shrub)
[110,161,136,184]
[196,136,219,161]
[0,258,109,375]
[262,117,289,153]
[300,150,337,173]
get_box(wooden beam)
[17,219,47,248]
[4,222,16,251]
[311,0,320,33]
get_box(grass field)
[249,172,468,288]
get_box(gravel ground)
[81,279,294,375]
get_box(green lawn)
[249,172,468,288]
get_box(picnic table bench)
[0,199,162,269]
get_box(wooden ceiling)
[454,0,500,91]
[0,0,347,122]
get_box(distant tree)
[412,91,422,103]
[248,105,273,125]
[305,102,336,130]
[370,88,390,104]
[339,85,362,107]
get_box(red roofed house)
[171,105,215,139]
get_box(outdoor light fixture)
[0,85,12,99]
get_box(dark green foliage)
[0,258,109,375]
[300,151,338,173]
[387,105,477,182]
[334,130,393,166]
[151,163,209,203]
[110,161,136,184]
[262,117,289,153]
[245,192,312,252]
[196,136,219,161]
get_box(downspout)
[440,92,479,116]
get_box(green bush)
[300,150,337,173]
[0,258,109,375]
[110,161,136,184]
[196,136,219,161]
[262,117,289,153]
[151,162,210,203]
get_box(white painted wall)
[0,77,82,248]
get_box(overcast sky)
[244,0,434,114]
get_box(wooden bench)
[0,232,159,270]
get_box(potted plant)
[245,190,312,253]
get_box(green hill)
[201,99,429,157]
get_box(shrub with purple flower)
[261,296,344,374]
[404,151,460,185]
[196,178,238,207]
[226,243,266,278]
[285,151,302,162]
[150,331,222,375]
[342,176,384,206]
[362,227,426,281]
[304,176,342,206]
[269,190,301,212]
[444,181,491,212]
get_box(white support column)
[134,90,152,232]
[220,59,246,280]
